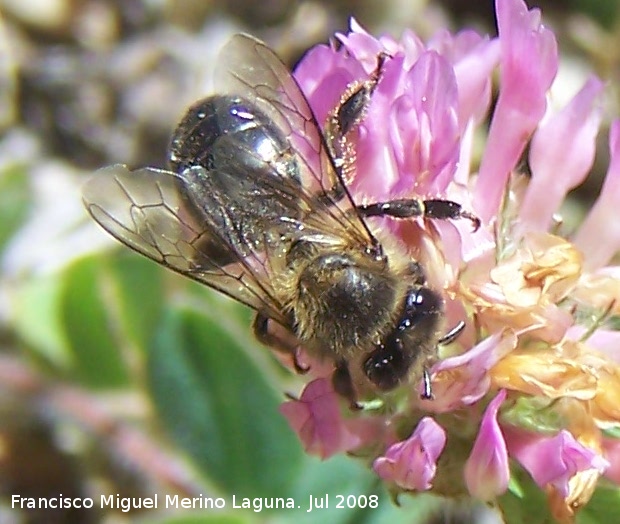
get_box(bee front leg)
[332,360,361,410]
[357,198,480,230]
[421,367,433,400]
[253,313,309,374]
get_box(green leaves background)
[2,170,447,522]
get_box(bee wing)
[83,164,289,324]
[214,33,376,247]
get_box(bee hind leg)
[320,52,389,200]
[357,198,480,231]
[253,313,309,374]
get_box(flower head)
[282,0,620,519]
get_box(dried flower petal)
[548,467,605,523]
[572,266,620,314]
[489,233,582,307]
[491,351,598,400]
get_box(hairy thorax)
[289,248,409,359]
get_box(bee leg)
[420,367,434,400]
[357,198,480,231]
[332,361,361,410]
[418,323,465,400]
[363,343,412,392]
[321,53,389,196]
[253,313,309,374]
[423,199,480,230]
[405,261,427,284]
[438,320,466,345]
[329,52,387,138]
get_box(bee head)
[363,286,443,391]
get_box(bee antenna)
[438,320,465,345]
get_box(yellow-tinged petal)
[489,233,582,307]
[458,282,573,343]
[590,368,620,424]
[573,270,620,313]
[559,340,620,426]
[491,352,598,399]
[547,468,602,524]
[522,233,582,298]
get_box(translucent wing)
[83,164,290,325]
[213,34,376,245]
[83,34,380,325]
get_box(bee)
[82,34,478,404]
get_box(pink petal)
[566,326,620,363]
[424,330,517,412]
[389,51,460,195]
[373,417,446,490]
[280,378,361,459]
[464,390,510,500]
[294,44,362,125]
[506,428,609,496]
[336,18,387,72]
[519,76,604,232]
[474,0,558,223]
[574,119,620,269]
[396,28,426,69]
[602,438,620,484]
[452,36,501,127]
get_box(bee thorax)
[293,252,400,356]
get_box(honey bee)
[82,34,478,404]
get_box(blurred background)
[0,0,619,523]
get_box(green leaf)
[108,252,165,351]
[59,255,130,387]
[147,306,303,500]
[569,0,620,29]
[500,466,555,524]
[361,493,447,524]
[279,455,377,524]
[11,273,70,367]
[0,163,32,252]
[579,485,620,523]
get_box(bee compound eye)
[363,341,411,391]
